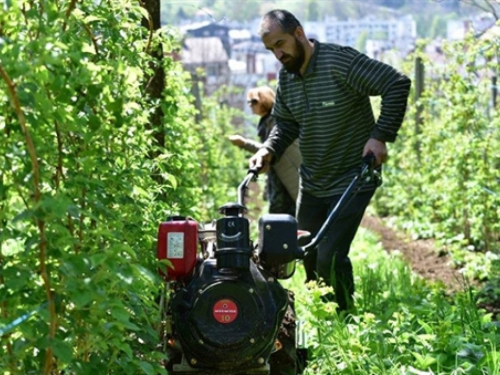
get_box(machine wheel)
[165,350,182,374]
[269,290,307,375]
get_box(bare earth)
[360,215,466,293]
[361,215,500,318]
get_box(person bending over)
[249,9,411,313]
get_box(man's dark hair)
[258,9,302,37]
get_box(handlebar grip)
[362,152,376,167]
[247,167,262,175]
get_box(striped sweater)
[263,40,411,197]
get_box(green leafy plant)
[0,1,246,373]
[283,228,500,374]
[372,32,500,279]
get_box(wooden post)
[141,0,165,150]
[492,75,497,109]
[192,73,203,123]
[414,56,424,160]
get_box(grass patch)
[282,227,500,374]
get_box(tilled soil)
[360,215,466,293]
[361,215,500,318]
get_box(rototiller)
[157,154,379,375]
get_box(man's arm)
[249,119,299,173]
[363,138,387,166]
[345,52,411,165]
[249,147,273,173]
[347,53,412,143]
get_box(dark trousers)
[297,189,375,311]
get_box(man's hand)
[249,148,274,174]
[228,135,246,147]
[363,138,387,167]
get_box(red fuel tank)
[157,217,198,281]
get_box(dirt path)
[360,215,466,293]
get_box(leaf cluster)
[284,228,500,374]
[372,32,500,280]
[0,0,246,373]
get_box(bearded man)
[250,9,411,314]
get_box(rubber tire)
[269,290,307,375]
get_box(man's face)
[262,24,306,74]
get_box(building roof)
[480,23,500,41]
[229,29,252,40]
[232,40,267,54]
[178,21,211,35]
[182,21,230,34]
[181,37,229,64]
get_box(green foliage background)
[373,32,500,267]
[0,1,245,373]
[286,228,500,374]
[161,0,495,39]
[1,0,500,374]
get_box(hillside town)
[165,9,499,120]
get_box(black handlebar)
[237,154,380,258]
[237,169,259,206]
[299,153,380,256]
[362,152,375,166]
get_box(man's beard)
[281,38,306,74]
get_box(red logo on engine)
[213,299,238,324]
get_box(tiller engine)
[157,155,379,375]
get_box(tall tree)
[141,0,166,154]
[307,0,320,21]
[462,0,500,20]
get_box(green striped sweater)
[264,40,411,197]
